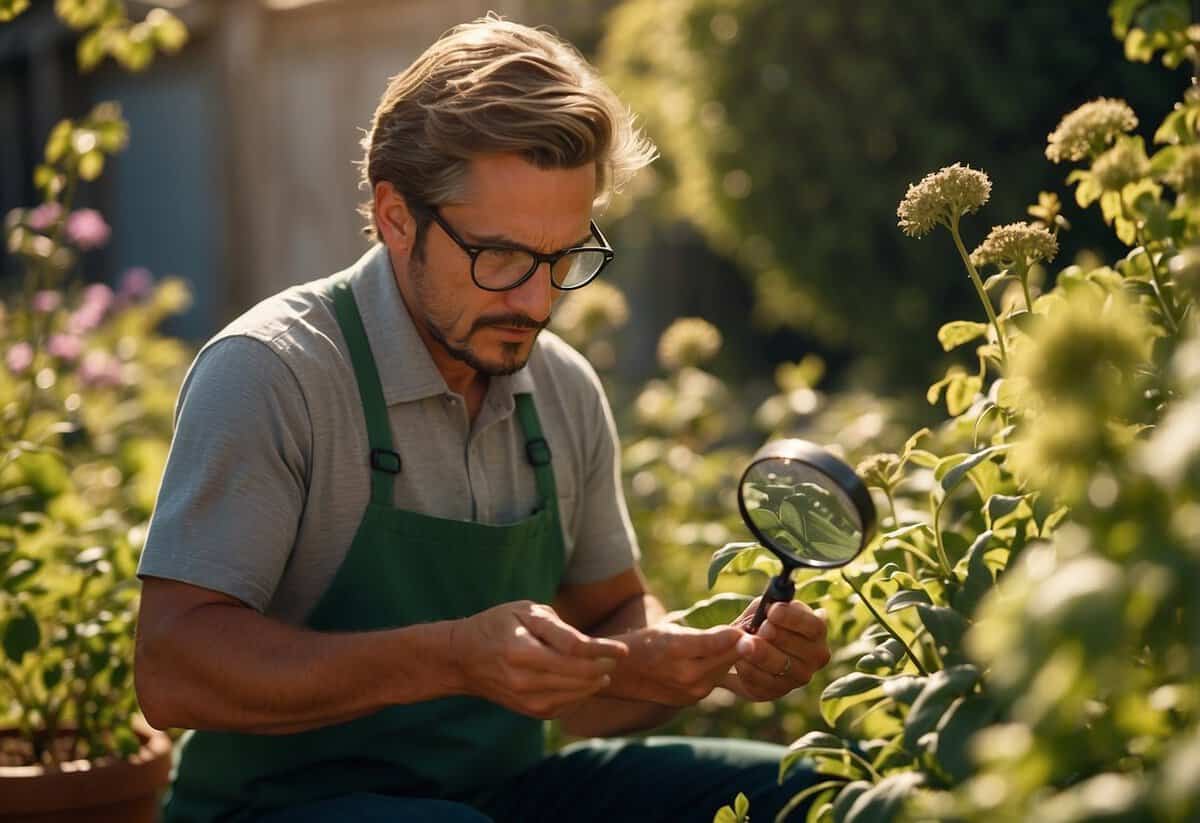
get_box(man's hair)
[357,15,657,241]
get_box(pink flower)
[79,350,123,388]
[32,290,62,313]
[6,342,34,375]
[68,304,104,335]
[119,267,154,301]
[47,334,83,361]
[65,209,111,251]
[82,283,114,314]
[27,202,63,232]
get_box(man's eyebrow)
[466,229,595,251]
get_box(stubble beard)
[411,257,544,377]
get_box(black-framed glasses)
[424,207,614,292]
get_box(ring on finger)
[774,656,792,678]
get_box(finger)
[733,660,789,700]
[508,638,623,680]
[677,626,743,659]
[759,621,822,656]
[767,601,827,641]
[735,632,789,677]
[520,669,613,695]
[519,610,629,659]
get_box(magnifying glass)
[737,439,877,633]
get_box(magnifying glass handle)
[747,573,796,634]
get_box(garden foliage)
[699,4,1200,821]
[597,0,1183,383]
[0,0,191,766]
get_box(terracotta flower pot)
[0,717,172,823]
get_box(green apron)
[163,274,566,822]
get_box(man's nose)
[505,261,553,322]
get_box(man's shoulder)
[210,276,337,355]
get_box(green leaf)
[3,608,41,663]
[750,507,782,533]
[734,792,749,818]
[42,661,63,690]
[830,781,872,823]
[0,0,31,22]
[936,321,988,352]
[933,694,997,782]
[820,673,886,725]
[775,781,846,823]
[707,541,767,587]
[945,372,983,417]
[938,445,1009,495]
[902,665,981,750]
[885,588,932,613]
[77,149,104,180]
[915,603,969,650]
[713,805,738,823]
[44,119,73,163]
[954,531,995,614]
[673,593,754,629]
[882,675,927,706]
[984,494,1027,528]
[842,773,925,823]
[148,9,189,52]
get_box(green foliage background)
[595,0,1184,385]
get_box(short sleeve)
[137,336,311,612]
[561,367,640,584]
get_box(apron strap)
[327,275,398,507]
[514,393,557,511]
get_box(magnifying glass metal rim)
[737,438,878,570]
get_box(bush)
[691,3,1200,820]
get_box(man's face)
[397,154,597,377]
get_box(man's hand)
[450,600,629,720]
[603,623,749,706]
[722,598,831,702]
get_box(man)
[134,16,831,822]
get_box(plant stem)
[892,541,940,571]
[930,496,954,578]
[883,489,915,576]
[841,569,930,677]
[1140,235,1180,334]
[950,217,1008,365]
[1017,262,1034,313]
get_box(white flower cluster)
[970,221,1059,269]
[1091,137,1150,192]
[657,317,722,371]
[1045,98,1138,164]
[897,163,992,238]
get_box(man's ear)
[374,181,419,254]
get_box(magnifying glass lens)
[741,458,863,565]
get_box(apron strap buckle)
[525,437,552,467]
[370,448,403,474]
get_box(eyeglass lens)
[474,248,608,290]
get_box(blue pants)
[260,737,817,822]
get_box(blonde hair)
[357,15,657,240]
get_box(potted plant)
[0,6,191,818]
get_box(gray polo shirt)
[137,244,640,624]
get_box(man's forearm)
[136,601,460,734]
[559,593,680,736]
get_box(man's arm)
[136,577,626,734]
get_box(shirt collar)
[347,244,536,408]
